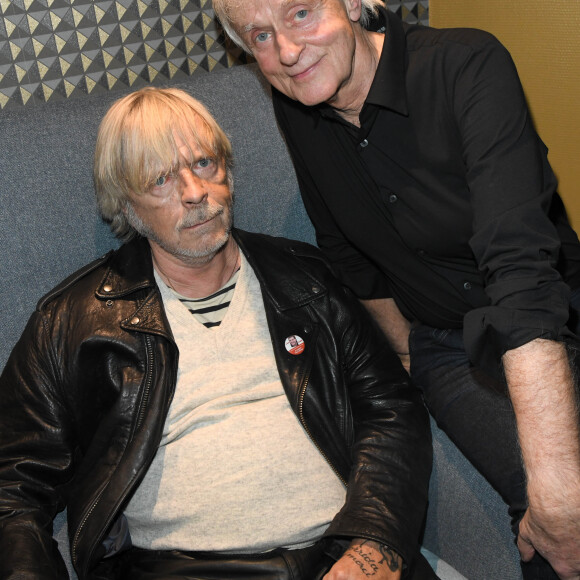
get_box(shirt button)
[389,194,398,203]
[103,284,112,293]
[463,282,472,291]
[130,317,140,325]
[360,139,368,148]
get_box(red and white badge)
[285,335,305,355]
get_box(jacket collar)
[96,230,328,312]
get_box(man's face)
[125,135,233,266]
[229,0,360,107]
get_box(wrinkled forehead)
[226,0,297,26]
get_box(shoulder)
[401,23,519,105]
[36,238,152,312]
[403,21,512,80]
[235,229,329,269]
[234,229,344,295]
[405,20,502,54]
[36,251,115,312]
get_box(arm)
[503,339,580,579]
[360,297,412,372]
[449,35,580,577]
[0,311,73,579]
[322,280,432,571]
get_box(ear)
[344,0,363,23]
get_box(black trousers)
[90,540,438,580]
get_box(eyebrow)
[242,0,302,33]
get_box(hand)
[323,539,402,579]
[397,353,411,374]
[517,499,580,579]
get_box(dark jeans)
[409,289,580,580]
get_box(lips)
[184,217,215,230]
[179,206,223,230]
[290,60,319,81]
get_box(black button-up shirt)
[273,8,580,371]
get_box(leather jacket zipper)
[135,334,155,431]
[73,334,156,574]
[298,376,347,487]
[71,486,106,572]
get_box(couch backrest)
[0,63,314,371]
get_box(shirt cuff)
[463,305,574,379]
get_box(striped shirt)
[164,269,239,328]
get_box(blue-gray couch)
[0,63,522,579]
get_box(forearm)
[503,338,580,575]
[503,338,580,497]
[331,296,431,565]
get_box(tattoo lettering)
[345,550,377,576]
[344,540,401,576]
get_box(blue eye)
[197,158,213,168]
[295,9,308,20]
[255,32,269,43]
[155,175,168,187]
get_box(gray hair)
[213,0,384,54]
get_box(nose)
[178,168,207,206]
[277,31,303,67]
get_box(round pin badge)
[285,335,305,355]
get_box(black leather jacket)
[0,230,432,579]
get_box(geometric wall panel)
[0,0,429,109]
[390,0,429,25]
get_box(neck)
[331,29,384,127]
[151,237,240,299]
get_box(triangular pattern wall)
[0,0,429,109]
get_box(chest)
[312,106,476,261]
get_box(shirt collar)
[365,7,409,115]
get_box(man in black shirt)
[213,0,580,578]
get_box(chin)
[186,231,231,261]
[292,83,340,107]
